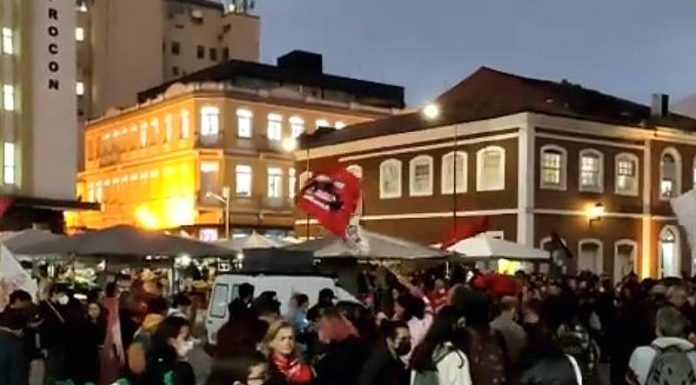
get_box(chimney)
[651,93,669,118]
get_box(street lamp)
[206,186,230,239]
[282,137,298,153]
[587,202,605,226]
[422,103,441,120]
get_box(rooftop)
[302,67,696,148]
[137,51,405,109]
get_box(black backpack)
[645,344,696,385]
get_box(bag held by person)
[645,344,696,385]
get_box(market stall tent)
[216,232,287,251]
[448,235,549,260]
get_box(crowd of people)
[1,267,696,385]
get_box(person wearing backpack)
[626,306,696,385]
[410,306,472,385]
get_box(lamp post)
[587,202,605,228]
[207,186,230,239]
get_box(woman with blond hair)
[263,320,313,385]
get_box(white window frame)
[2,28,13,55]
[267,113,282,141]
[3,142,15,185]
[614,239,637,283]
[539,145,567,190]
[139,123,148,147]
[75,27,85,41]
[409,155,434,197]
[615,152,639,196]
[267,167,283,198]
[659,225,681,277]
[164,114,173,142]
[441,151,467,194]
[237,108,252,138]
[476,146,505,191]
[346,165,363,179]
[2,84,14,111]
[200,106,220,137]
[290,116,305,138]
[235,165,252,197]
[579,148,604,193]
[660,147,682,200]
[180,110,190,139]
[288,168,296,199]
[379,159,403,199]
[577,239,604,273]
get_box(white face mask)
[176,339,194,358]
[57,295,69,306]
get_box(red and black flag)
[297,167,360,237]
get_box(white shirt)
[411,342,472,385]
[627,337,696,385]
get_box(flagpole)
[452,123,457,234]
[305,146,310,240]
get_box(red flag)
[297,167,360,237]
[440,217,489,250]
[0,197,14,218]
[472,273,518,297]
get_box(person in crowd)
[428,278,448,313]
[394,293,432,352]
[257,299,282,330]
[76,300,108,385]
[148,316,196,385]
[262,320,313,385]
[40,283,84,384]
[358,320,411,385]
[626,306,696,385]
[307,288,336,323]
[611,281,654,385]
[206,350,270,385]
[0,290,33,385]
[101,282,124,385]
[169,293,193,320]
[288,294,310,336]
[126,296,169,378]
[117,274,141,350]
[462,291,509,385]
[491,295,527,365]
[410,306,472,385]
[313,307,367,385]
[229,283,255,322]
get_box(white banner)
[0,245,37,310]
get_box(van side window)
[210,283,230,318]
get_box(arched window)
[614,239,637,283]
[660,147,681,199]
[578,239,603,273]
[579,149,604,192]
[409,155,434,196]
[441,151,467,194]
[346,165,363,179]
[540,145,567,190]
[476,146,505,191]
[380,159,402,199]
[615,153,639,196]
[660,225,681,277]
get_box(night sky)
[256,0,696,107]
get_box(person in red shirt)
[428,278,448,313]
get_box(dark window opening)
[173,66,180,76]
[197,45,204,59]
[222,48,230,61]
[171,41,180,55]
[210,48,217,61]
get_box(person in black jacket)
[148,316,196,385]
[313,307,369,385]
[357,320,411,385]
[40,284,83,384]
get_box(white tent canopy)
[216,232,288,251]
[449,235,549,260]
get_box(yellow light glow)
[282,137,297,152]
[586,202,605,220]
[135,206,158,229]
[422,103,440,120]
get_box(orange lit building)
[72,51,404,239]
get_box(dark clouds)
[256,0,696,106]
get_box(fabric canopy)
[448,236,549,260]
[16,224,234,257]
[284,229,449,260]
[217,233,288,251]
[0,229,65,254]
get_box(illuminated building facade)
[73,51,404,239]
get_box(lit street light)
[422,103,440,120]
[206,186,230,240]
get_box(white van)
[205,273,357,344]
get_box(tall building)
[76,0,260,119]
[71,51,404,239]
[296,67,696,280]
[0,0,95,232]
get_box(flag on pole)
[0,245,37,310]
[297,167,361,237]
[440,217,489,250]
